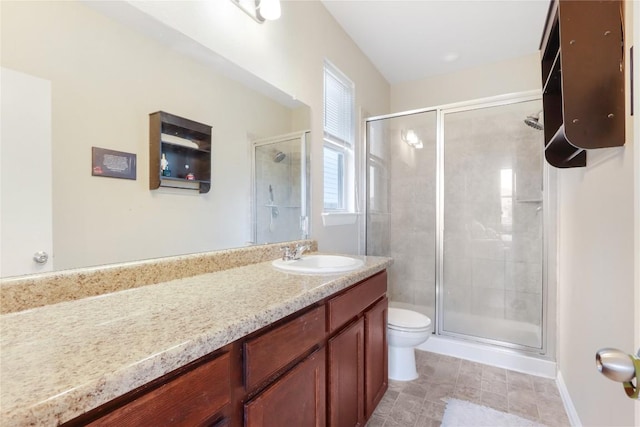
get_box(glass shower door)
[366,110,437,321]
[253,132,309,244]
[440,100,544,349]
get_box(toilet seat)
[388,308,431,332]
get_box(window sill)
[321,212,359,227]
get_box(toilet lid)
[388,308,431,330]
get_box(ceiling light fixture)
[231,0,281,23]
[258,0,281,20]
[401,129,423,149]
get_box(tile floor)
[367,350,571,427]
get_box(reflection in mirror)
[253,131,310,244]
[0,1,310,277]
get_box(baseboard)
[556,370,582,427]
[418,335,557,378]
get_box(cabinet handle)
[33,251,48,264]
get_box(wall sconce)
[401,129,423,149]
[231,0,281,23]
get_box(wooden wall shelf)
[149,111,212,193]
[540,0,625,168]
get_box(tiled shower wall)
[442,101,543,348]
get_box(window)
[323,61,354,211]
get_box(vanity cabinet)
[327,271,388,427]
[63,270,388,427]
[540,0,625,168]
[74,351,232,427]
[149,111,212,193]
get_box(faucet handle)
[280,245,294,261]
[293,243,310,259]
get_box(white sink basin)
[272,255,364,274]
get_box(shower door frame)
[364,90,551,356]
[250,130,311,245]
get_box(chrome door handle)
[596,348,640,399]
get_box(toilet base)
[388,345,418,381]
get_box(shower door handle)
[595,347,640,399]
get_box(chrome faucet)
[293,243,310,260]
[280,243,311,261]
[280,246,294,261]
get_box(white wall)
[127,0,391,254]
[391,53,541,111]
[555,2,637,425]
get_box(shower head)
[273,151,286,163]
[524,111,544,130]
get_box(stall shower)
[366,95,547,353]
[253,131,310,244]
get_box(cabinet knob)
[33,251,49,264]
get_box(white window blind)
[324,66,353,145]
[323,62,354,211]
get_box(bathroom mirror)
[0,1,311,277]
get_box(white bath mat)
[441,399,546,427]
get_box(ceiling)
[320,0,550,85]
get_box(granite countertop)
[0,254,392,426]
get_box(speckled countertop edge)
[0,254,392,427]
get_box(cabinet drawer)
[88,352,231,427]
[327,271,387,333]
[244,305,325,391]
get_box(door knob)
[596,348,640,399]
[33,251,48,264]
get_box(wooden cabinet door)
[364,297,388,419]
[328,317,365,427]
[244,348,326,427]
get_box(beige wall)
[391,53,541,111]
[555,1,637,425]
[128,0,391,254]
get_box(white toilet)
[387,308,432,381]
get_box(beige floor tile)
[419,400,446,421]
[387,405,419,427]
[454,383,482,404]
[369,351,569,427]
[482,365,508,383]
[507,370,535,392]
[414,415,441,427]
[481,390,509,412]
[481,378,508,396]
[508,389,540,420]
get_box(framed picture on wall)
[91,147,137,180]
